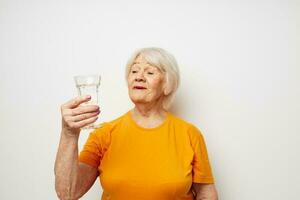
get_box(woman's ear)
[163,75,172,95]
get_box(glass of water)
[74,75,101,129]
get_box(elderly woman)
[54,47,218,200]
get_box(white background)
[0,0,299,199]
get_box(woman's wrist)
[61,128,80,141]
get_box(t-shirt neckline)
[126,110,171,132]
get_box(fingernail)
[87,95,91,99]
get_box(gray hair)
[125,47,180,110]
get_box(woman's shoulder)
[168,112,197,128]
[168,112,203,137]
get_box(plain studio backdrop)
[0,0,299,199]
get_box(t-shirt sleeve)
[189,125,215,183]
[78,123,111,168]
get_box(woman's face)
[127,55,165,105]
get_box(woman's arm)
[54,96,100,200]
[192,183,218,200]
[54,132,99,200]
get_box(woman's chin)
[131,99,147,104]
[130,97,149,104]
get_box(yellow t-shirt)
[79,111,215,200]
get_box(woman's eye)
[147,72,154,75]
[131,70,137,73]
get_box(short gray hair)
[125,47,180,110]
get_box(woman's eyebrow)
[131,63,158,70]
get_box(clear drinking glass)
[74,75,101,129]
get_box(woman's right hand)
[60,95,100,136]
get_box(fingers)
[61,96,101,130]
[62,95,91,109]
[63,105,99,116]
[71,110,100,122]
[66,116,99,129]
[62,109,100,129]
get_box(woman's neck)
[131,103,167,128]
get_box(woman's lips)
[133,86,147,89]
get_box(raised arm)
[54,95,100,200]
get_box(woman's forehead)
[132,56,153,67]
[132,54,163,72]
[131,63,161,72]
[133,54,148,64]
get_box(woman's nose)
[135,72,145,82]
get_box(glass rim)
[73,74,101,79]
[74,74,101,86]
